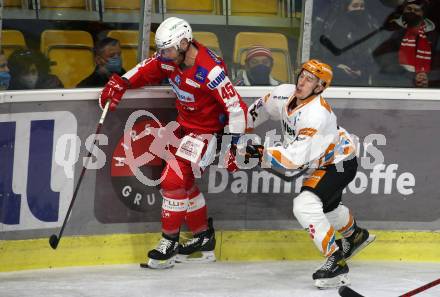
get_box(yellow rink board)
[1,230,440,272]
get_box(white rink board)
[1,261,440,297]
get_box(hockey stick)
[319,26,384,56]
[262,166,308,181]
[339,286,365,297]
[49,101,111,249]
[338,277,440,297]
[399,277,440,297]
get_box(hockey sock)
[160,190,188,234]
[293,190,338,256]
[185,186,208,234]
[326,204,356,238]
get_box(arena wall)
[1,87,439,271]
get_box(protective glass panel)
[1,0,144,89]
[148,0,302,87]
[308,0,440,88]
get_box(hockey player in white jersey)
[243,59,376,289]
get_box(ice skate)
[140,235,178,269]
[336,227,376,260]
[176,218,216,263]
[313,250,350,289]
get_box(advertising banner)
[0,111,77,231]
[94,106,440,224]
[1,98,439,236]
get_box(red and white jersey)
[123,41,247,134]
[247,84,356,170]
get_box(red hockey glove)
[225,144,265,172]
[99,74,129,111]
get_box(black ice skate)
[336,227,376,261]
[176,217,216,263]
[140,234,178,269]
[313,250,350,289]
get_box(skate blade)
[140,256,176,269]
[315,273,350,289]
[346,234,376,261]
[175,251,216,263]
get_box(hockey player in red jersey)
[99,17,247,269]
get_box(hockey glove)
[99,74,129,111]
[225,143,238,173]
[224,134,242,173]
[245,144,264,165]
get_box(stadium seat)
[3,0,22,8]
[41,30,94,88]
[193,31,222,57]
[233,32,291,83]
[107,30,156,70]
[164,0,218,14]
[40,0,86,9]
[104,0,140,12]
[1,30,27,58]
[231,0,279,16]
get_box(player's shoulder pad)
[261,84,294,119]
[268,84,295,103]
[207,65,229,90]
[264,84,295,120]
[311,96,333,117]
[300,97,332,128]
[205,47,223,65]
[196,43,223,66]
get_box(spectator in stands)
[77,37,125,88]
[234,46,281,86]
[8,48,63,90]
[373,0,438,87]
[0,50,11,90]
[320,0,380,86]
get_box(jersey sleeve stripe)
[267,148,298,169]
[298,128,318,137]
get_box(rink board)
[1,230,440,272]
[1,87,440,272]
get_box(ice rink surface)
[1,261,440,297]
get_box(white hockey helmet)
[155,17,193,51]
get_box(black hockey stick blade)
[339,286,365,297]
[263,166,308,181]
[140,263,149,269]
[49,234,59,249]
[319,35,342,56]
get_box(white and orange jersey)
[247,84,356,170]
